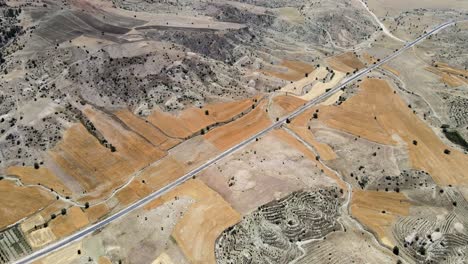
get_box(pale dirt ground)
[297,213,399,264]
[280,67,328,95]
[317,78,468,186]
[299,71,346,101]
[200,130,340,215]
[365,0,468,17]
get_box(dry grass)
[351,190,411,247]
[0,180,54,228]
[204,101,271,150]
[146,179,241,264]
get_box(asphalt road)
[14,20,458,264]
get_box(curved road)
[14,20,459,264]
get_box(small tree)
[61,208,67,215]
[84,202,90,209]
[392,246,399,255]
[205,110,209,115]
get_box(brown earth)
[145,179,241,264]
[0,180,54,228]
[204,100,271,150]
[326,52,365,73]
[351,190,411,247]
[318,78,468,186]
[6,166,72,196]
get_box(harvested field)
[6,166,72,197]
[34,241,82,264]
[262,60,315,81]
[351,190,411,247]
[151,253,175,264]
[147,108,193,139]
[362,53,400,76]
[49,207,89,238]
[318,78,468,185]
[321,90,344,106]
[288,107,337,161]
[115,109,181,150]
[145,179,240,264]
[326,52,365,73]
[203,95,263,123]
[177,108,215,134]
[83,203,109,223]
[98,256,112,264]
[0,180,54,228]
[83,106,165,165]
[116,179,153,206]
[268,94,304,123]
[49,124,138,200]
[147,96,264,139]
[299,71,346,101]
[204,101,271,151]
[271,95,306,117]
[426,64,467,87]
[25,227,56,249]
[280,67,328,95]
[139,157,187,193]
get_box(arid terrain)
[0,0,467,263]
